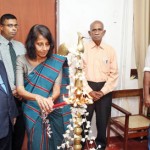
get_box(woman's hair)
[25,24,54,59]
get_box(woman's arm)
[17,85,53,113]
[16,56,38,100]
[49,83,61,102]
[16,56,53,113]
[17,85,38,100]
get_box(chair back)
[112,89,143,114]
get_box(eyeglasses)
[2,24,19,28]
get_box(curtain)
[133,0,150,88]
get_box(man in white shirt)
[0,13,26,150]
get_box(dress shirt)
[83,40,118,95]
[0,75,7,93]
[0,35,26,90]
[144,45,150,71]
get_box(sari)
[22,54,71,150]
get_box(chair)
[107,89,150,150]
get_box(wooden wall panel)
[0,0,56,45]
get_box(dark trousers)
[82,81,112,150]
[0,123,12,150]
[12,97,25,150]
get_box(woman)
[16,24,71,150]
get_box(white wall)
[57,0,137,89]
[57,0,138,136]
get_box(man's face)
[0,19,18,40]
[88,22,106,43]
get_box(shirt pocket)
[101,57,110,73]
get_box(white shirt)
[0,75,7,93]
[0,35,26,90]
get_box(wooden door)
[0,0,56,46]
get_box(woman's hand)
[35,95,54,114]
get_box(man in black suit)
[0,60,18,150]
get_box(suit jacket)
[0,60,18,139]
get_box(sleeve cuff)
[144,67,150,72]
[101,87,109,95]
[85,85,93,94]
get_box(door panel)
[0,0,56,45]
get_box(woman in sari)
[16,24,71,150]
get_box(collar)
[89,40,105,50]
[0,35,14,46]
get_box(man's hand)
[12,118,17,125]
[89,91,101,101]
[12,89,17,96]
[12,89,22,100]
[144,98,150,107]
[98,90,104,98]
[89,91,104,101]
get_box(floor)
[22,136,148,150]
[106,137,148,150]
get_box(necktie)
[8,42,17,83]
